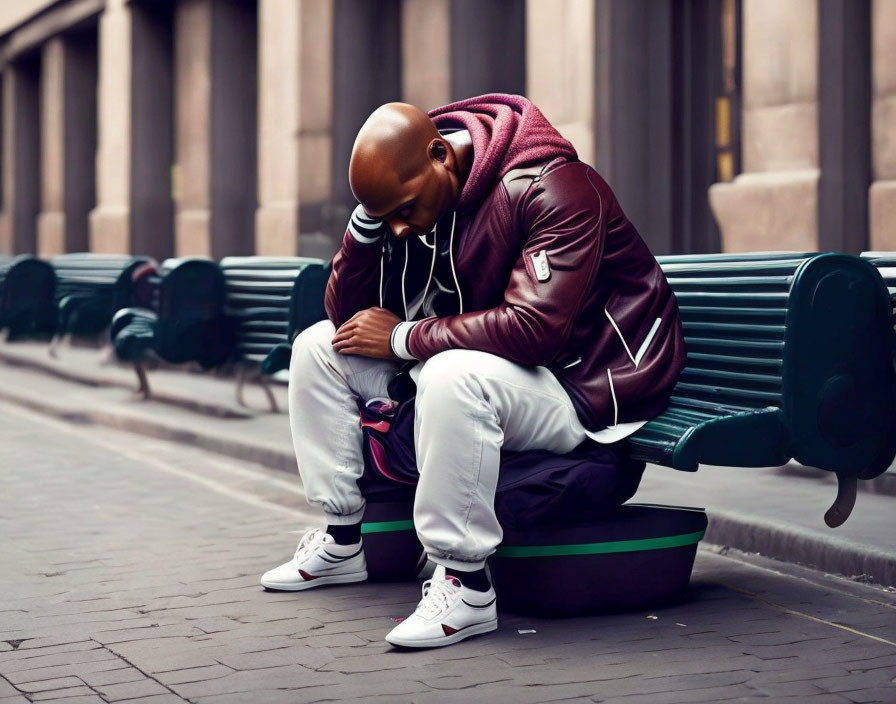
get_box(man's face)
[363,154,456,239]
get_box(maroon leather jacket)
[326,157,686,433]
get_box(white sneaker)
[260,527,367,591]
[385,565,498,648]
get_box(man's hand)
[332,307,402,358]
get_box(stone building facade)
[0,0,892,261]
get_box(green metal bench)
[220,256,329,411]
[861,251,896,324]
[50,252,153,356]
[626,252,896,527]
[0,255,57,341]
[110,258,232,398]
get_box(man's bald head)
[349,103,440,213]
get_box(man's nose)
[388,217,411,239]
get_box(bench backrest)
[861,252,896,325]
[153,257,231,366]
[219,256,327,365]
[51,253,152,335]
[628,252,896,482]
[0,255,57,339]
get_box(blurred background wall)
[0,0,890,260]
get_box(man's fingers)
[334,321,357,337]
[332,325,359,344]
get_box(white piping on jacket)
[635,317,663,367]
[604,307,635,366]
[606,368,618,427]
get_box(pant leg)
[412,349,588,570]
[288,319,403,524]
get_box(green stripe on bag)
[361,519,416,534]
[494,530,706,558]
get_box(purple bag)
[358,397,645,530]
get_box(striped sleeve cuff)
[347,204,387,244]
[390,320,418,361]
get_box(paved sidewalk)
[2,400,895,703]
[0,343,893,587]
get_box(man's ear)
[428,138,451,166]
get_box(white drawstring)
[401,239,409,320]
[378,244,385,308]
[448,211,463,314]
[417,227,438,314]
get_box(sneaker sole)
[385,618,498,649]
[260,570,368,591]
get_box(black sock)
[447,567,491,592]
[326,523,361,545]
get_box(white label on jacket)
[531,250,551,282]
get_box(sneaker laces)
[292,528,328,564]
[416,575,462,619]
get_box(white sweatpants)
[289,319,590,570]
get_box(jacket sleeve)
[324,206,388,328]
[407,166,605,366]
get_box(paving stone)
[79,667,149,687]
[0,680,19,698]
[29,687,98,701]
[13,676,89,694]
[840,686,896,703]
[154,665,233,686]
[93,678,173,701]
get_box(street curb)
[1,376,893,589]
[0,385,297,475]
[704,511,895,588]
[0,346,252,420]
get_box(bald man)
[261,95,686,648]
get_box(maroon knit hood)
[429,94,578,214]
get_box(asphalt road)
[1,399,895,703]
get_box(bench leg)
[235,366,279,413]
[134,361,151,400]
[98,343,116,366]
[236,366,249,408]
[824,472,857,528]
[47,332,66,359]
[256,374,279,414]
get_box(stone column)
[90,0,175,259]
[37,33,97,257]
[402,0,451,111]
[89,0,133,253]
[130,1,175,262]
[1,59,41,255]
[525,0,594,166]
[256,0,333,256]
[402,0,525,108]
[708,0,820,252]
[173,0,213,257]
[870,0,896,250]
[174,0,257,258]
[594,0,675,253]
[450,0,525,100]
[331,0,401,218]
